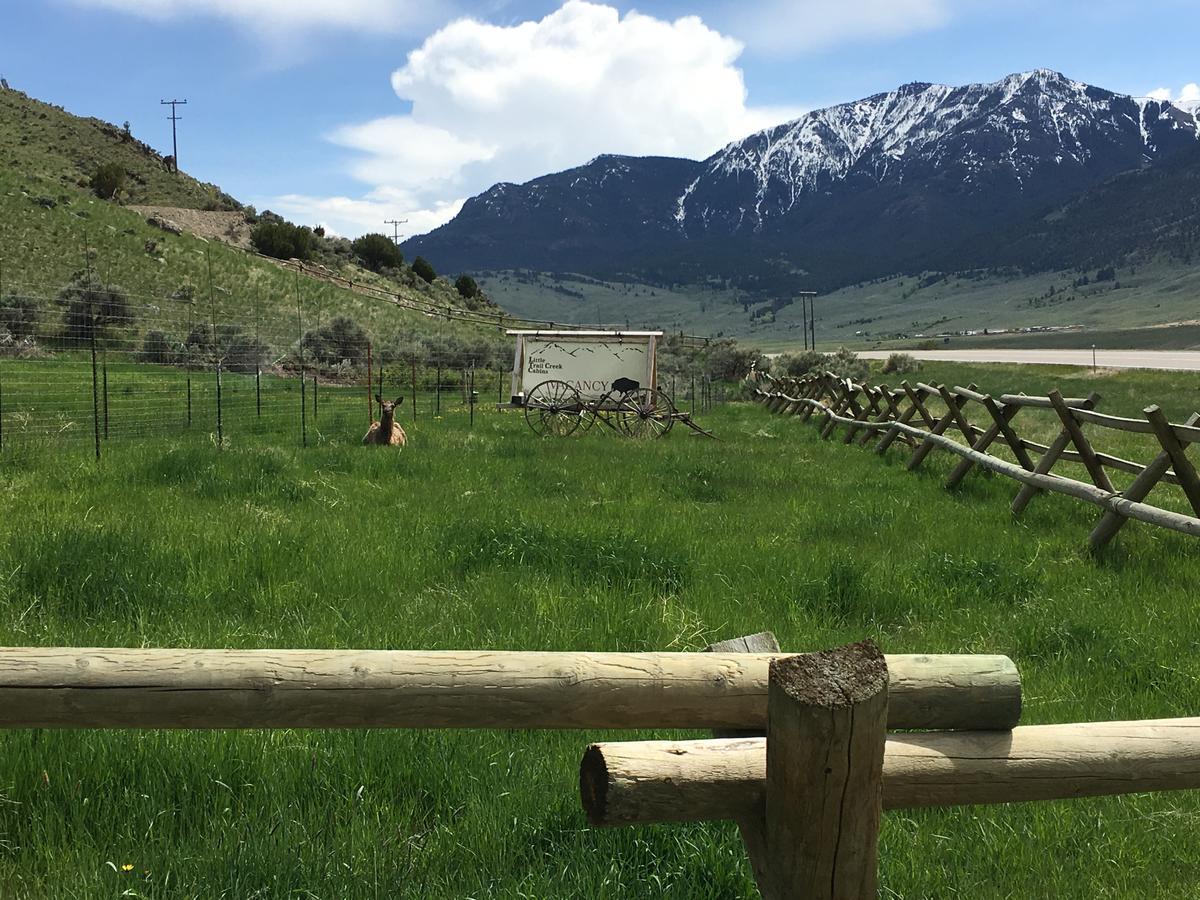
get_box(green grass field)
[1,361,1198,898]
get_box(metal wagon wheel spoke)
[524,379,584,437]
[616,388,676,439]
[585,390,621,434]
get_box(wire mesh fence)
[0,268,728,459]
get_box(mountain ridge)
[404,69,1200,296]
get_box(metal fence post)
[102,348,109,440]
[215,361,224,447]
[89,306,100,462]
[366,341,374,426]
[255,288,262,418]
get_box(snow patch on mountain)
[676,69,1199,232]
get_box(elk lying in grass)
[363,395,407,446]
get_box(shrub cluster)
[657,335,768,382]
[774,349,826,377]
[57,275,133,343]
[0,294,39,340]
[454,275,479,299]
[351,233,403,273]
[251,219,317,261]
[138,329,180,365]
[183,324,269,373]
[90,162,126,200]
[771,347,869,382]
[881,352,921,375]
[412,257,437,284]
[301,315,370,368]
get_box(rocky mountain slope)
[405,70,1200,294]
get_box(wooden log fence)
[580,637,1200,898]
[751,370,1200,551]
[2,637,1196,896]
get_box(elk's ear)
[393,395,405,406]
[375,393,382,405]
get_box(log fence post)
[907,385,971,471]
[984,395,1035,470]
[843,385,883,445]
[1011,391,1100,516]
[821,380,860,439]
[1145,405,1200,516]
[1088,411,1200,551]
[944,392,1031,489]
[857,385,901,447]
[1049,388,1114,493]
[764,641,888,899]
[800,374,830,422]
[875,382,931,454]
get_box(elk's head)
[376,394,405,417]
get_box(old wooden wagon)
[503,330,712,438]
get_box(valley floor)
[480,261,1200,354]
[0,362,1198,897]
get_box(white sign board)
[513,332,658,400]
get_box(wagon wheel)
[615,388,676,439]
[524,379,584,437]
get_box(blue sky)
[3,0,1198,238]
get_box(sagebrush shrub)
[882,352,921,375]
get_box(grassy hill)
[0,84,507,363]
[0,85,239,210]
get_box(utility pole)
[384,218,408,244]
[795,292,816,351]
[809,294,817,350]
[161,99,187,173]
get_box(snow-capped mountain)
[404,70,1199,290]
[676,69,1197,236]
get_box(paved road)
[857,349,1200,372]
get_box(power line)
[160,99,187,174]
[384,219,408,244]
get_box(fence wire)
[0,275,726,458]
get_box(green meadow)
[0,361,1198,898]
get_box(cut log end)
[580,744,609,826]
[768,640,888,708]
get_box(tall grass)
[0,362,1197,897]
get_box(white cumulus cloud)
[270,192,466,239]
[283,1,804,238]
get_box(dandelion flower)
[121,864,134,872]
